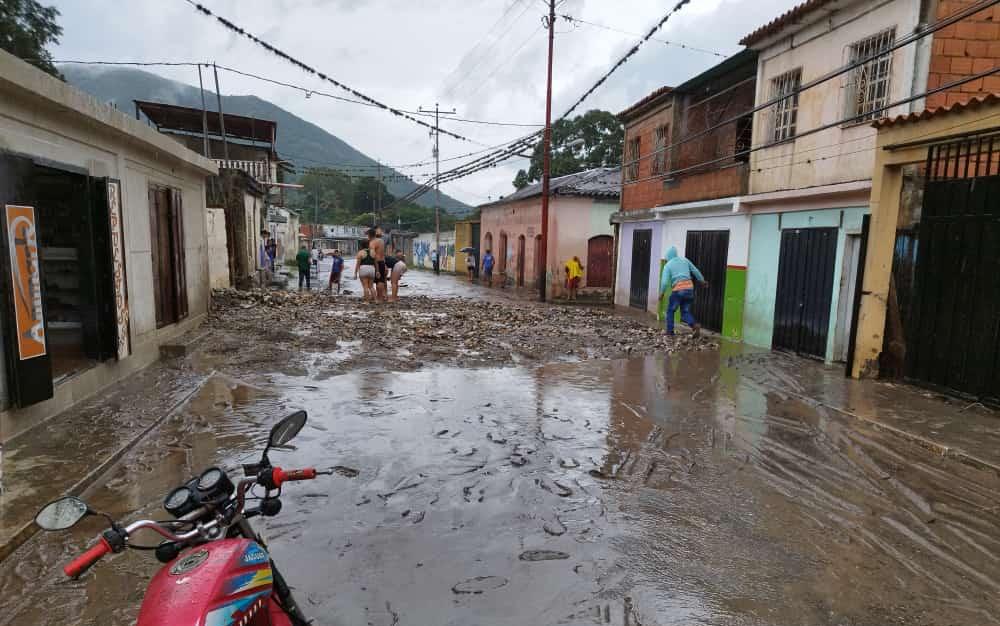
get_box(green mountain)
[61,66,471,215]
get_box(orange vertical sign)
[5,205,46,360]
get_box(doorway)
[684,230,729,333]
[148,186,188,327]
[629,229,652,309]
[517,235,526,287]
[772,227,838,359]
[535,234,543,287]
[587,235,613,288]
[834,233,862,362]
[498,232,508,277]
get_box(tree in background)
[288,168,455,233]
[0,0,63,79]
[512,110,623,190]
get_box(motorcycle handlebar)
[64,537,111,579]
[271,467,317,488]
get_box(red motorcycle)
[35,410,328,626]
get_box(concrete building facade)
[739,0,932,362]
[478,169,620,297]
[0,50,216,440]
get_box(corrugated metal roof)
[740,0,840,47]
[873,93,1000,129]
[479,167,621,208]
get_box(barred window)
[625,137,640,181]
[769,68,801,143]
[847,28,895,122]
[652,125,670,175]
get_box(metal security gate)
[905,135,1000,400]
[629,229,652,309]
[772,228,838,359]
[684,230,729,333]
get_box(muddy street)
[2,277,1000,625]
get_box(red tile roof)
[872,93,1000,129]
[740,0,839,46]
[619,85,673,120]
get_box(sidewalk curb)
[783,388,1000,476]
[0,373,214,564]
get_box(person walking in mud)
[355,240,376,302]
[369,226,388,303]
[431,248,440,275]
[659,246,706,337]
[564,255,584,301]
[389,251,407,302]
[327,249,344,294]
[296,244,311,290]
[482,249,495,287]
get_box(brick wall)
[927,1,1000,109]
[621,102,674,212]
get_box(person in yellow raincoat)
[564,256,584,301]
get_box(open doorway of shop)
[34,166,111,383]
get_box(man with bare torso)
[369,226,387,302]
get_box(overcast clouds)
[49,0,801,205]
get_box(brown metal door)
[517,235,525,286]
[149,187,176,327]
[586,235,613,288]
[684,230,729,332]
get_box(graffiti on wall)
[107,180,131,359]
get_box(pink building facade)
[478,168,620,298]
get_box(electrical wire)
[182,0,479,143]
[620,0,1000,171]
[466,24,545,98]
[621,66,1000,187]
[560,14,729,58]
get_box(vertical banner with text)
[107,180,131,360]
[5,204,46,360]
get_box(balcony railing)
[215,159,274,183]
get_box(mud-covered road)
[2,269,999,625]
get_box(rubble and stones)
[207,288,717,376]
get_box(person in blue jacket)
[658,246,707,336]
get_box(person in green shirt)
[296,245,311,290]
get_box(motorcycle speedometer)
[164,486,196,517]
[197,467,234,496]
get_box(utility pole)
[376,160,382,227]
[212,63,230,161]
[539,1,556,302]
[197,65,211,158]
[419,103,456,260]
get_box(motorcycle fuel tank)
[137,539,275,626]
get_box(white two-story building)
[739,0,935,363]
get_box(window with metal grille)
[769,69,801,143]
[652,125,670,175]
[625,137,640,181]
[847,28,895,122]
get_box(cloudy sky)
[48,0,800,206]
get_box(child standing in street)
[328,250,344,293]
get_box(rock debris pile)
[207,288,716,375]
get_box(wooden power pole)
[538,0,556,301]
[419,103,456,261]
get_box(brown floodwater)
[1,346,998,625]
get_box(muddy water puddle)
[3,350,1000,625]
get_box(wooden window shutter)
[148,186,163,327]
[170,188,188,320]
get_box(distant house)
[478,168,620,297]
[134,101,295,287]
[0,50,216,436]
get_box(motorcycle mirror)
[268,410,307,448]
[35,496,91,531]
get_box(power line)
[560,14,729,58]
[559,0,694,120]
[438,0,528,92]
[620,0,1000,171]
[441,0,538,98]
[466,23,545,98]
[182,0,479,143]
[622,66,1000,187]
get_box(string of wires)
[559,14,729,58]
[618,0,1000,173]
[182,0,478,143]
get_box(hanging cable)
[560,14,729,58]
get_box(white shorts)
[392,262,407,279]
[359,265,376,279]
